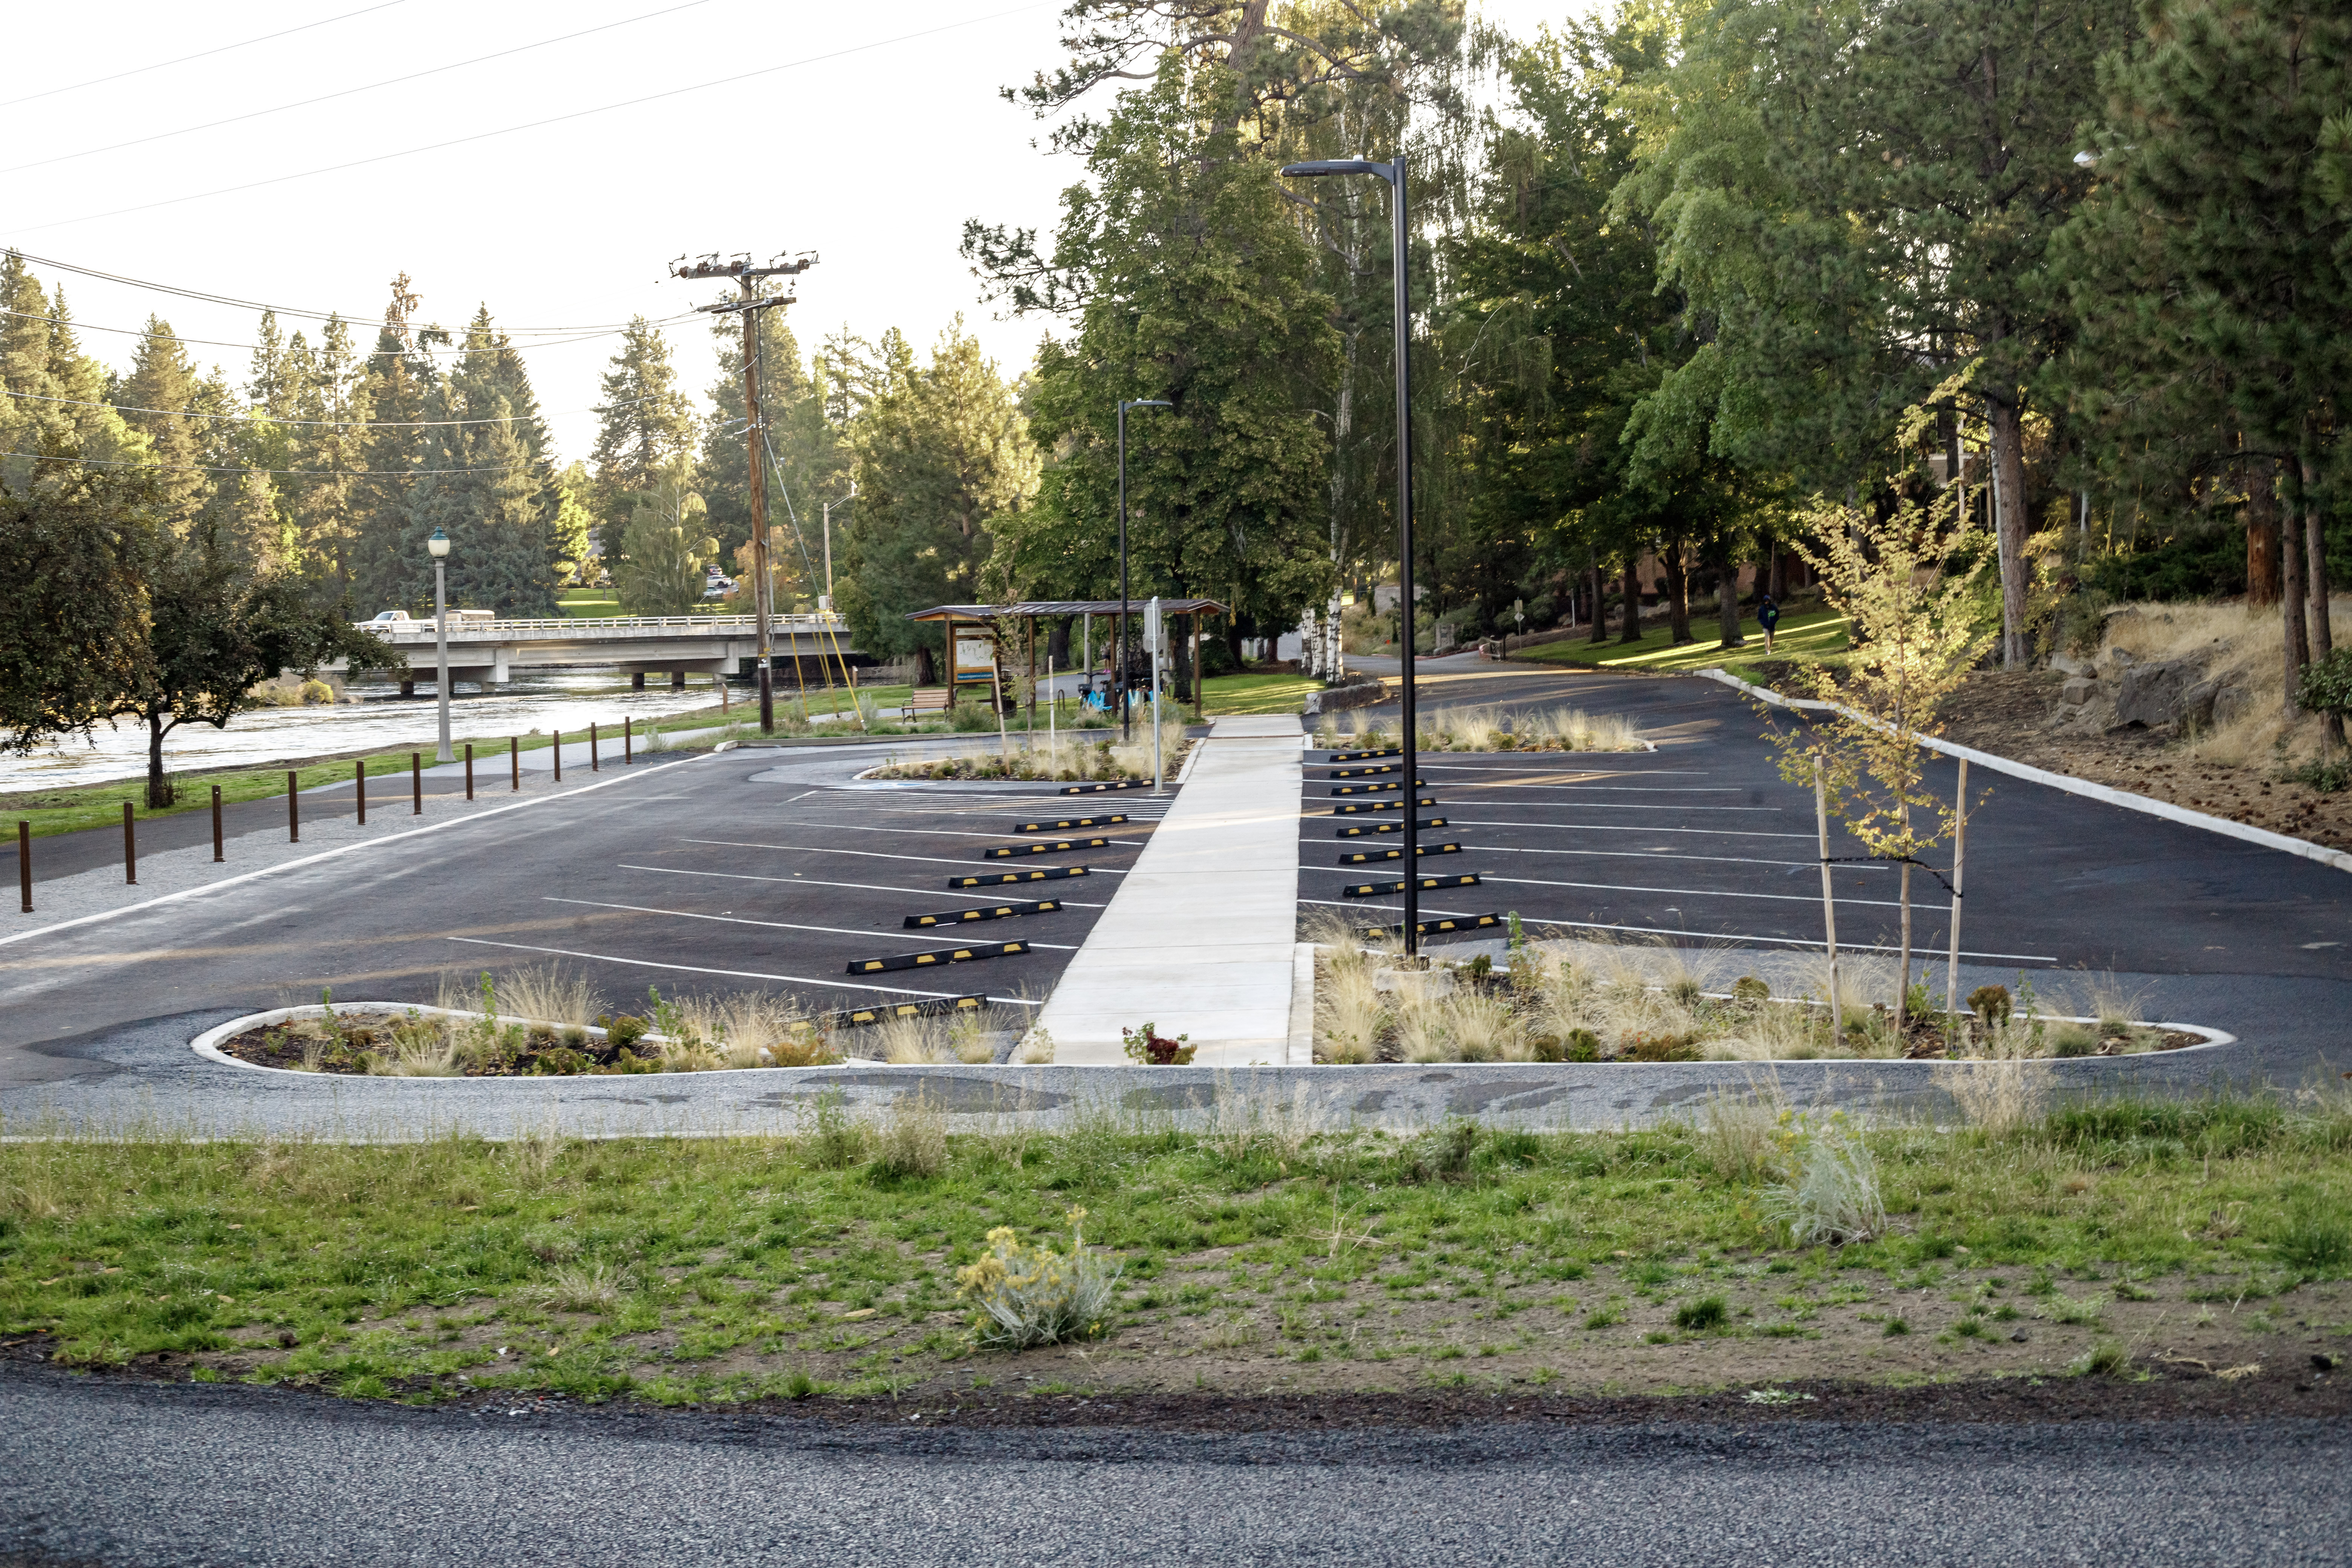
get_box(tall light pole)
[426,526,453,763]
[1117,398,1171,743]
[1283,154,1418,955]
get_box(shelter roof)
[906,599,1229,622]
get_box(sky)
[3,0,1592,470]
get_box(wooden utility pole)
[669,251,817,733]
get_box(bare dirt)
[1938,669,2352,852]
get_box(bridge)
[338,614,864,691]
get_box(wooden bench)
[900,688,955,722]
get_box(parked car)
[363,609,414,627]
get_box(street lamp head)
[1122,398,1173,412]
[426,527,450,559]
[1281,158,1390,181]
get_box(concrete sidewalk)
[1038,714,1304,1067]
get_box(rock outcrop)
[2047,645,2254,736]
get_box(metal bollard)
[466,743,475,801]
[412,752,423,815]
[509,737,519,792]
[355,759,366,825]
[624,718,632,765]
[553,731,561,782]
[211,785,223,862]
[288,771,299,842]
[591,721,599,772]
[122,801,136,885]
[18,820,31,913]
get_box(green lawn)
[558,588,626,619]
[1202,672,1321,716]
[1,1095,2343,1404]
[1516,607,1850,678]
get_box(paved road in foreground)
[1,1370,2341,1567]
[1327,659,2352,1088]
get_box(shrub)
[1731,976,1772,1006]
[1967,985,2012,1031]
[1674,1295,1730,1332]
[1400,1120,1481,1184]
[599,1014,649,1051]
[1761,1111,1885,1245]
[801,1089,867,1169]
[1623,1031,1702,1063]
[874,1093,948,1180]
[1121,1021,1195,1066]
[955,1213,1121,1349]
[1563,1027,1602,1063]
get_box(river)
[0,671,733,792]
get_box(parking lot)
[0,741,1170,1068]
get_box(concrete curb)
[1696,667,2352,876]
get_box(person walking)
[1758,594,1781,654]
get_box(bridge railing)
[351,613,849,640]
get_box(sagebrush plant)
[1761,1110,1885,1244]
[954,1210,1122,1349]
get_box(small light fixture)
[427,527,450,559]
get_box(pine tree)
[588,317,696,528]
[442,398,558,617]
[117,317,211,533]
[611,465,715,616]
[840,324,1040,662]
[347,293,438,612]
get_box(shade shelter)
[907,600,1230,719]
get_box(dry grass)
[2102,597,2349,766]
[874,1092,949,1178]
[1935,1057,2053,1135]
[495,963,602,1031]
[1413,703,1646,753]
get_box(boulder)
[2113,657,2213,729]
[2050,652,2093,678]
[2211,682,2259,729]
[2059,675,2096,707]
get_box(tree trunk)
[1589,564,1608,645]
[1047,616,1071,670]
[914,643,936,686]
[1662,540,1693,645]
[145,709,172,810]
[1986,398,2032,668]
[1618,559,1641,643]
[1716,554,1744,648]
[2281,466,2309,714]
[2246,458,2281,606]
[1896,859,1913,1033]
[2304,453,2342,747]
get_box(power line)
[0,0,717,180]
[4,450,514,478]
[2,388,659,430]
[3,249,686,336]
[4,3,1052,237]
[0,2,409,110]
[0,305,692,357]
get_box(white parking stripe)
[1300,865,1906,908]
[544,896,1079,949]
[678,837,1129,873]
[615,863,1106,907]
[755,819,1151,846]
[446,936,1044,1003]
[1291,901,2057,961]
[1452,843,1890,872]
[1397,818,1818,841]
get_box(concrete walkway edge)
[1037,715,1303,1066]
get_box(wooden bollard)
[465,743,475,801]
[16,821,28,913]
[122,801,136,885]
[211,785,223,862]
[590,721,599,772]
[411,752,423,815]
[288,771,299,842]
[355,759,366,825]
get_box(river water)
[1,671,732,792]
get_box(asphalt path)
[1,1369,2342,1566]
[0,740,1165,1090]
[1318,658,2352,1087]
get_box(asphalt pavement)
[1321,658,2352,1088]
[1,1368,2341,1567]
[0,737,1164,1089]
